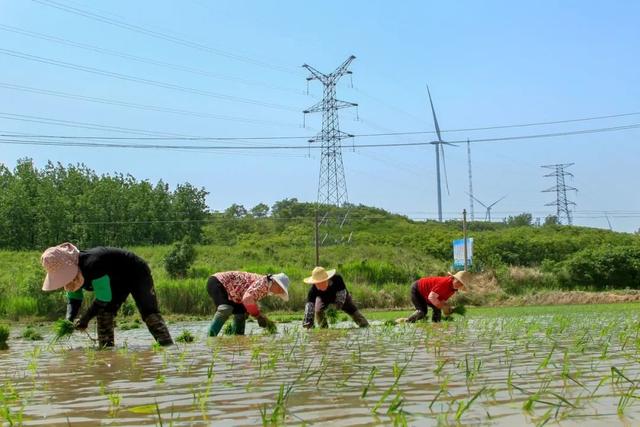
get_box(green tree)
[506,213,533,227]
[225,204,248,218]
[250,203,270,218]
[544,215,560,226]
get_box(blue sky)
[1,0,639,231]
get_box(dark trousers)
[410,282,441,323]
[101,273,161,320]
[206,277,246,314]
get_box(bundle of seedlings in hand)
[264,320,278,335]
[451,304,467,316]
[326,308,339,325]
[52,319,75,342]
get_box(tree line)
[0,159,208,250]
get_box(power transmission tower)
[303,56,357,244]
[467,139,475,221]
[426,86,455,221]
[542,163,577,225]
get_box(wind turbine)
[469,194,507,222]
[427,86,456,221]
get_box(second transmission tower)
[303,56,357,244]
[542,163,577,225]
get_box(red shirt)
[417,276,456,302]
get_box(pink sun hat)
[41,242,80,291]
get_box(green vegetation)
[0,158,208,249]
[0,324,9,350]
[0,196,638,320]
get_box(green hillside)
[1,200,639,320]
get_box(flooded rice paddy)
[2,310,640,426]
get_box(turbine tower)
[303,56,357,243]
[427,86,455,221]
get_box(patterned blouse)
[213,271,270,305]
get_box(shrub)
[164,238,197,279]
[559,246,640,290]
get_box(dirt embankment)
[462,270,640,307]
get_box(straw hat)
[303,266,336,284]
[448,271,472,289]
[41,242,80,291]
[270,273,290,301]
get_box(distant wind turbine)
[469,194,507,222]
[427,86,457,221]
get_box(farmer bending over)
[206,271,289,336]
[41,243,173,348]
[397,271,470,323]
[303,266,369,329]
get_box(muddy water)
[1,313,640,426]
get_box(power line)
[0,23,310,96]
[0,48,299,112]
[1,122,639,150]
[0,82,297,127]
[0,112,195,137]
[5,121,639,142]
[31,0,299,75]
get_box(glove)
[74,317,89,331]
[395,318,408,324]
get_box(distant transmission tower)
[303,56,357,244]
[542,163,577,225]
[466,139,475,221]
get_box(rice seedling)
[455,386,486,420]
[175,330,195,343]
[361,366,378,398]
[326,307,339,325]
[222,323,235,335]
[21,326,42,341]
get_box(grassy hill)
[1,203,639,320]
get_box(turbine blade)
[427,85,443,142]
[441,144,450,195]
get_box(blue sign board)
[453,238,473,269]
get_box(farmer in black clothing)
[41,243,173,348]
[302,266,369,328]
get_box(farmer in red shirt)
[398,271,471,323]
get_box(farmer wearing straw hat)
[41,243,173,347]
[206,271,289,336]
[303,266,369,329]
[396,271,471,323]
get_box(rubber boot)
[144,313,174,346]
[349,310,370,328]
[406,310,426,323]
[96,311,115,348]
[431,308,442,323]
[315,309,329,329]
[208,304,233,337]
[233,313,247,336]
